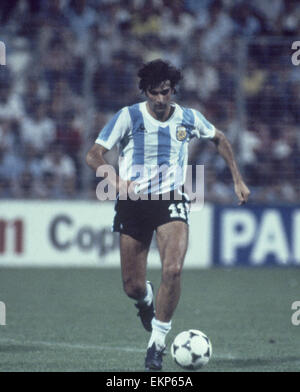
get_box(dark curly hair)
[137,59,182,93]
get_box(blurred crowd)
[0,0,300,203]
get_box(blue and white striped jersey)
[95,101,216,194]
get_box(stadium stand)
[0,0,299,203]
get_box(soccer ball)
[171,329,212,370]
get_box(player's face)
[146,80,173,117]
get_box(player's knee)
[162,262,182,282]
[123,279,146,300]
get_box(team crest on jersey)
[176,125,187,141]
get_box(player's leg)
[120,233,151,300]
[145,220,188,370]
[120,233,155,331]
[155,220,188,322]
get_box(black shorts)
[112,189,191,243]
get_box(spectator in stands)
[0,76,24,124]
[22,75,49,115]
[39,0,69,30]
[42,37,76,91]
[159,2,195,44]
[92,52,137,112]
[0,175,11,198]
[20,100,56,154]
[0,146,24,197]
[67,0,97,41]
[38,171,63,199]
[40,142,77,192]
[49,78,84,123]
[182,57,219,101]
[0,119,16,152]
[131,1,161,38]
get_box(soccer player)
[86,59,250,370]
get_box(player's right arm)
[86,143,131,195]
[86,107,133,194]
[86,143,109,172]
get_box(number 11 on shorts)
[168,203,189,220]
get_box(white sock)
[148,317,172,349]
[137,281,153,306]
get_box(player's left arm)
[212,129,250,205]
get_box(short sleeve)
[192,109,216,139]
[95,107,131,150]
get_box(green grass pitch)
[0,267,299,372]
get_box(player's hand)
[127,180,139,199]
[234,181,250,205]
